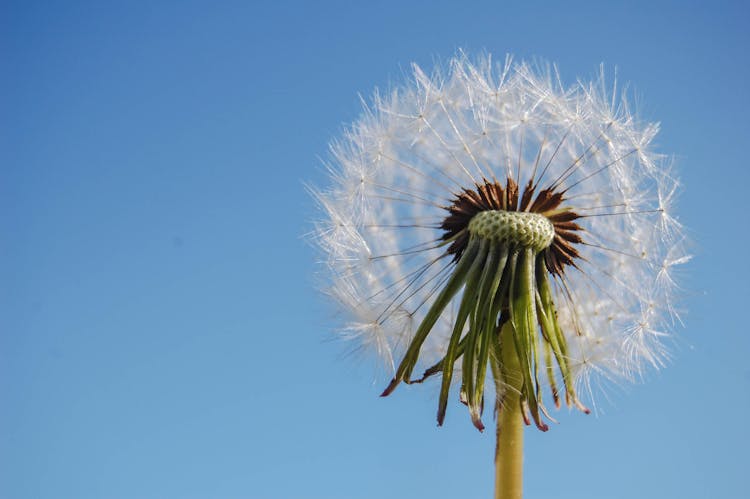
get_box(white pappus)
[311,53,687,431]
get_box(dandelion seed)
[310,52,686,499]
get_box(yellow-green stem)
[494,322,524,499]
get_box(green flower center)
[468,210,555,252]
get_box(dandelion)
[311,53,686,498]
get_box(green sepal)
[381,236,481,396]
[436,237,489,425]
[534,257,578,404]
[508,248,548,431]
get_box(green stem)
[494,321,524,499]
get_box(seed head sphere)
[311,53,686,430]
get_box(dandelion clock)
[310,53,687,499]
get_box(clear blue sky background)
[2,1,748,498]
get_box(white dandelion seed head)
[311,53,687,401]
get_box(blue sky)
[2,1,749,498]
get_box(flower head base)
[468,210,554,251]
[312,53,686,432]
[381,176,590,431]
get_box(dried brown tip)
[380,378,400,397]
